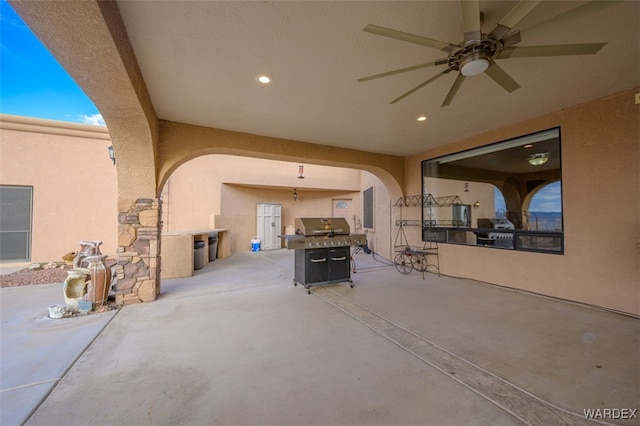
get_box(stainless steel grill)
[283,217,367,294]
[282,217,367,250]
[477,218,514,247]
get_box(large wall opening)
[159,155,394,259]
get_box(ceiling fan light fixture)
[528,152,550,166]
[460,55,489,76]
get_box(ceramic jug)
[63,268,91,312]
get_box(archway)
[160,155,397,260]
[522,181,563,231]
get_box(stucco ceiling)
[116,0,638,157]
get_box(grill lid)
[295,217,350,236]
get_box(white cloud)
[79,113,106,127]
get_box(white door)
[257,204,281,250]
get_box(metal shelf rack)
[392,194,462,277]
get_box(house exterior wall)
[405,88,640,316]
[2,87,637,315]
[0,115,118,264]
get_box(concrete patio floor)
[1,249,638,425]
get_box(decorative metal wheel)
[412,255,428,272]
[394,253,413,275]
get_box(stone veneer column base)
[114,198,162,304]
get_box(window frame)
[421,128,563,255]
[0,185,33,262]
[363,186,374,229]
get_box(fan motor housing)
[448,38,501,72]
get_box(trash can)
[208,233,218,261]
[194,240,206,270]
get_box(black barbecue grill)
[281,217,367,294]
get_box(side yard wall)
[0,115,118,263]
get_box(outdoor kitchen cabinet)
[294,247,352,293]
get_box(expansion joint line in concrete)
[23,308,122,425]
[313,286,614,426]
[252,253,294,280]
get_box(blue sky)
[0,0,104,125]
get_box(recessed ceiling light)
[256,75,272,85]
[524,144,534,148]
[416,115,427,122]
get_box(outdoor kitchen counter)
[160,229,229,279]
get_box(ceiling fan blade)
[520,1,623,42]
[484,61,520,93]
[441,74,466,107]
[357,61,440,83]
[496,43,607,59]
[488,1,540,41]
[363,24,458,53]
[461,0,481,42]
[500,31,522,49]
[390,69,453,104]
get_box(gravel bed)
[0,260,117,288]
[0,265,72,288]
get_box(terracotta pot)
[84,255,111,309]
[73,240,103,268]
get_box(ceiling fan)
[358,0,618,107]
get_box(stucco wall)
[161,155,393,256]
[216,185,359,254]
[161,155,363,233]
[0,115,118,263]
[404,88,640,316]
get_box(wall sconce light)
[298,164,305,179]
[474,201,480,208]
[293,189,298,202]
[464,182,469,192]
[107,145,116,165]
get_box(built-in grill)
[476,218,515,248]
[282,217,367,294]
